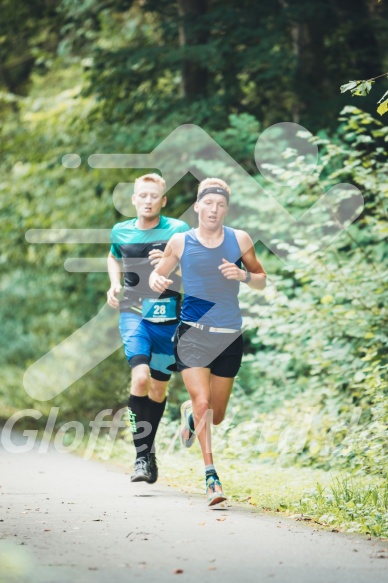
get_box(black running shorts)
[174,322,243,377]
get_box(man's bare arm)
[107,252,123,308]
[219,230,267,290]
[149,234,184,293]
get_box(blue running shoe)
[206,475,227,506]
[180,400,196,448]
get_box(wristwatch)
[244,270,252,284]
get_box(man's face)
[194,194,228,230]
[132,181,166,220]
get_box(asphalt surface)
[1,434,387,583]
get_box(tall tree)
[178,0,208,100]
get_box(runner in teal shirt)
[107,174,189,484]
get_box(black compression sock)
[147,397,167,453]
[128,395,151,459]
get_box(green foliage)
[377,90,388,115]
[296,477,388,537]
[340,79,375,97]
[0,0,61,94]
[50,0,388,132]
[341,73,388,116]
[190,107,387,477]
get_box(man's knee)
[193,398,212,422]
[130,364,150,395]
[213,411,225,426]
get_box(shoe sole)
[130,474,151,483]
[180,428,196,448]
[208,494,227,507]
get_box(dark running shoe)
[147,453,158,484]
[130,457,151,482]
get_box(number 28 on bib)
[142,297,178,322]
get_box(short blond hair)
[197,177,231,197]
[134,173,166,195]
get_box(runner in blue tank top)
[107,173,189,485]
[150,177,267,506]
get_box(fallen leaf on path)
[173,569,184,574]
[292,514,322,525]
[216,517,226,522]
[198,522,206,526]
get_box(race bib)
[142,297,178,322]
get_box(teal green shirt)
[110,216,190,312]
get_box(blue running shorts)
[119,312,177,381]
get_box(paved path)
[1,437,387,583]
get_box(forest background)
[0,0,387,536]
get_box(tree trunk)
[177,0,208,100]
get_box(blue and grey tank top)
[180,227,243,329]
